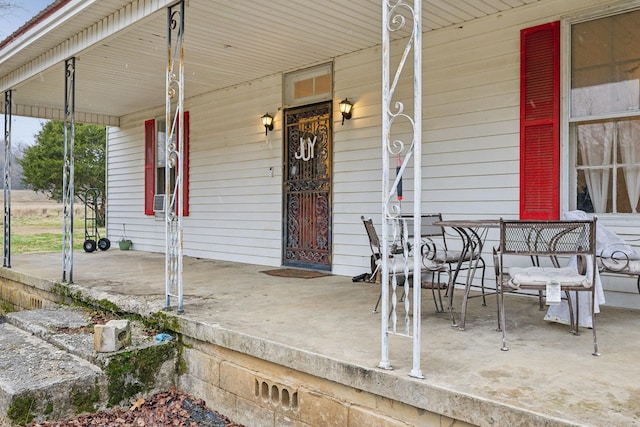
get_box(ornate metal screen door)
[283,102,332,270]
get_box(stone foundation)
[0,274,62,312]
[178,337,473,427]
[0,269,476,426]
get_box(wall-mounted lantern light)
[261,113,274,135]
[339,98,353,125]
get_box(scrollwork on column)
[164,1,185,314]
[3,90,11,268]
[380,0,423,379]
[62,58,76,283]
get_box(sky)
[1,1,56,146]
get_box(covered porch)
[1,250,638,426]
[2,1,640,424]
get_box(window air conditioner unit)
[153,194,165,212]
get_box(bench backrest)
[499,219,596,257]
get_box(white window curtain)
[617,120,640,213]
[577,123,613,213]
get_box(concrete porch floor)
[2,250,639,426]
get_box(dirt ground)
[1,189,62,208]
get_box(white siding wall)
[186,75,283,265]
[107,74,283,266]
[107,109,160,249]
[338,0,639,301]
[107,0,638,307]
[421,0,612,217]
[333,46,386,276]
[416,0,637,307]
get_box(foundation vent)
[29,296,43,309]
[254,378,298,410]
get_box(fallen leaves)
[27,387,244,427]
[129,398,145,411]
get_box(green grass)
[12,216,66,227]
[9,216,106,254]
[11,233,68,253]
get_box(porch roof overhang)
[0,0,540,127]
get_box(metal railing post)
[3,90,12,268]
[3,90,11,268]
[62,58,76,283]
[164,1,185,314]
[380,0,423,378]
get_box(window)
[284,63,332,107]
[144,112,189,216]
[570,9,640,214]
[155,118,175,200]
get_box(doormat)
[261,268,331,279]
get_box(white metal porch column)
[3,90,11,268]
[380,0,423,378]
[164,1,185,314]
[62,58,76,283]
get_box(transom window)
[570,9,640,214]
[284,63,332,107]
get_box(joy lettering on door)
[295,135,317,161]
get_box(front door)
[283,102,332,270]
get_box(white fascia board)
[0,1,93,63]
[0,0,172,92]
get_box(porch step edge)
[0,321,103,427]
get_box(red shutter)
[144,119,155,215]
[179,111,189,216]
[520,22,560,220]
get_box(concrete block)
[274,413,312,427]
[220,361,258,401]
[348,405,412,427]
[235,395,276,427]
[93,319,131,352]
[297,388,348,427]
[179,374,237,424]
[182,346,220,386]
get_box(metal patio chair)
[361,216,447,313]
[402,214,452,313]
[361,216,395,285]
[494,218,599,355]
[362,214,466,313]
[361,216,411,312]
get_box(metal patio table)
[434,219,500,330]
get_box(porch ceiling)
[0,0,540,124]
